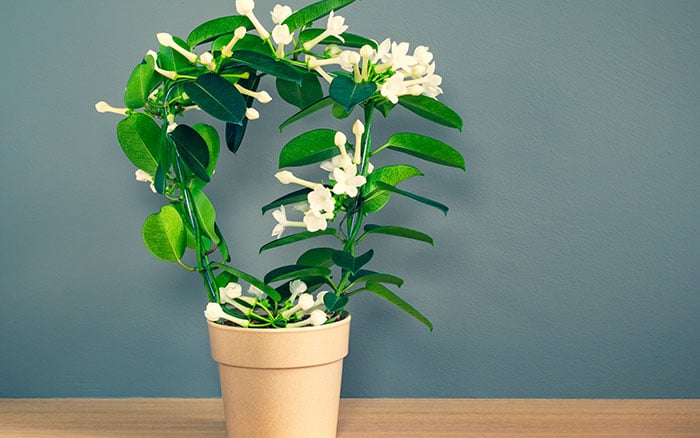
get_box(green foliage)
[142,205,186,262]
[183,74,247,124]
[124,59,159,109]
[398,95,463,131]
[187,16,253,47]
[279,129,339,167]
[331,249,373,275]
[168,124,210,182]
[362,225,434,246]
[229,51,303,83]
[361,282,433,330]
[377,133,465,170]
[363,165,424,214]
[329,75,377,112]
[279,97,334,131]
[116,113,161,174]
[276,74,323,109]
[261,188,311,215]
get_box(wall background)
[1,0,698,398]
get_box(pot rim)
[206,312,351,333]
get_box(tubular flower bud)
[198,51,217,71]
[275,170,318,190]
[146,50,178,80]
[234,83,272,103]
[156,32,198,63]
[352,119,365,164]
[222,26,247,58]
[235,0,269,40]
[204,303,249,327]
[95,101,128,116]
[302,10,348,51]
[245,107,260,120]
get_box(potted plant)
[96,0,464,436]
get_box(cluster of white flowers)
[205,279,328,327]
[271,121,368,238]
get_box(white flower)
[134,169,157,193]
[289,279,307,302]
[248,285,266,299]
[235,0,269,39]
[303,209,328,232]
[302,10,348,50]
[307,185,335,218]
[95,101,128,116]
[387,41,416,72]
[222,26,247,58]
[204,302,248,327]
[338,50,361,72]
[332,165,366,198]
[298,293,315,310]
[219,282,242,304]
[272,24,293,57]
[320,154,353,178]
[308,309,328,326]
[156,32,198,63]
[373,38,392,63]
[271,4,293,24]
[380,72,407,104]
[413,45,433,66]
[236,0,255,14]
[166,121,178,133]
[334,131,349,158]
[271,205,305,239]
[199,51,217,71]
[245,107,260,120]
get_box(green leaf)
[350,270,404,287]
[192,124,220,177]
[298,29,377,49]
[230,50,303,83]
[398,95,463,131]
[331,249,373,274]
[323,293,349,313]
[157,43,191,73]
[212,33,270,56]
[329,75,377,112]
[261,188,311,215]
[264,265,331,284]
[375,182,449,215]
[187,15,253,47]
[169,124,210,182]
[376,133,465,170]
[192,189,218,243]
[214,223,231,262]
[276,74,323,109]
[142,205,186,262]
[279,128,338,167]
[116,113,161,174]
[332,103,352,119]
[210,262,282,302]
[283,0,356,31]
[215,270,238,288]
[363,165,423,214]
[296,247,336,268]
[362,282,433,330]
[279,96,334,131]
[362,224,434,245]
[183,73,247,124]
[124,59,159,109]
[259,229,337,253]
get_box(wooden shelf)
[1,398,698,437]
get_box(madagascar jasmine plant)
[96,0,464,330]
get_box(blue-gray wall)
[1,0,698,398]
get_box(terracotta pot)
[207,315,351,438]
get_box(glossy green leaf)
[142,205,186,262]
[362,224,434,245]
[283,0,356,31]
[124,58,159,109]
[375,181,449,215]
[376,133,465,170]
[261,188,311,215]
[350,270,404,287]
[276,74,323,109]
[279,96,334,131]
[297,247,336,268]
[116,113,161,174]
[230,50,303,83]
[331,249,373,274]
[363,165,423,213]
[329,75,377,111]
[192,189,218,244]
[363,282,433,330]
[332,103,352,119]
[264,265,331,284]
[211,262,282,302]
[169,124,210,182]
[183,73,247,124]
[259,229,337,253]
[214,223,231,262]
[215,270,238,288]
[279,129,338,168]
[323,293,349,313]
[157,43,191,73]
[192,123,220,176]
[187,15,253,47]
[398,95,463,131]
[298,29,377,49]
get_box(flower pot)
[207,315,351,438]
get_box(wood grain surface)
[0,398,698,437]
